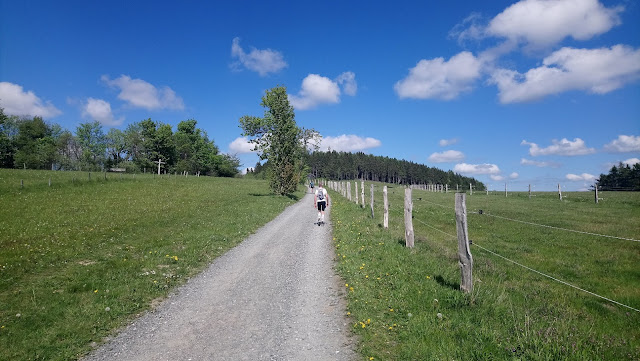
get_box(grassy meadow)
[0,169,303,360]
[330,183,640,360]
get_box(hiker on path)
[314,183,329,223]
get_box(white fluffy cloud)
[521,158,561,168]
[510,172,519,179]
[319,134,381,152]
[394,51,482,100]
[428,150,465,163]
[289,72,357,110]
[101,75,184,111]
[82,98,123,126]
[521,138,595,156]
[231,37,288,76]
[566,173,596,181]
[454,163,500,175]
[491,45,640,103]
[228,137,256,154]
[0,82,61,118]
[487,0,623,48]
[623,158,640,166]
[604,135,640,153]
[439,138,459,147]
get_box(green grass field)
[330,183,640,360]
[0,169,303,360]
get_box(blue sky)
[1,0,638,191]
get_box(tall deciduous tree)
[105,128,126,168]
[14,116,57,169]
[0,108,18,167]
[76,121,107,171]
[240,86,309,195]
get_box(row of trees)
[305,151,485,190]
[596,162,640,191]
[0,108,240,176]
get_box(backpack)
[317,189,325,201]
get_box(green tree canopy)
[14,116,57,169]
[240,86,313,195]
[597,162,640,191]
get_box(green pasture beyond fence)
[326,180,639,360]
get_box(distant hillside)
[305,151,485,190]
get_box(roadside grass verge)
[0,169,303,361]
[330,184,640,360]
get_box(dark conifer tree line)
[596,162,640,191]
[304,151,485,190]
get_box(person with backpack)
[314,183,329,224]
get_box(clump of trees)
[596,162,640,191]
[240,86,318,195]
[305,151,485,189]
[0,107,239,176]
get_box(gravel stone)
[83,192,355,361]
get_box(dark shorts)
[317,201,326,211]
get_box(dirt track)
[83,191,355,361]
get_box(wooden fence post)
[404,187,414,248]
[595,184,599,204]
[370,184,374,218]
[455,193,473,293]
[347,182,352,201]
[383,186,389,229]
[361,181,365,208]
[469,183,473,195]
[558,183,562,200]
[355,181,359,204]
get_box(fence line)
[476,211,640,243]
[406,210,640,313]
[330,182,639,312]
[413,197,639,243]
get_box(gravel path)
[83,191,355,361]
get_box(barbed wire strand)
[333,187,640,312]
[472,242,640,313]
[409,195,639,243]
[413,196,639,243]
[411,216,640,313]
[478,211,640,243]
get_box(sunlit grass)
[0,169,303,361]
[331,183,640,360]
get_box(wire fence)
[410,214,640,313]
[326,180,640,313]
